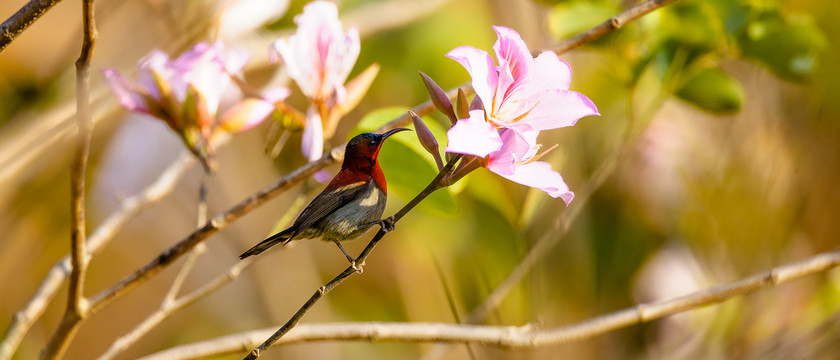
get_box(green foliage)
[737,12,827,81]
[351,107,458,216]
[675,67,744,113]
[550,0,826,114]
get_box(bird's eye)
[369,139,377,146]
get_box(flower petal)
[446,46,497,113]
[302,105,324,161]
[102,68,148,112]
[510,89,599,132]
[445,110,502,157]
[275,0,358,102]
[532,51,571,90]
[487,128,534,176]
[492,26,532,94]
[218,98,275,133]
[493,160,575,205]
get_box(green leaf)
[548,1,618,44]
[675,67,744,114]
[737,12,827,82]
[352,107,458,216]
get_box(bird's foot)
[378,216,396,232]
[350,259,366,274]
[336,242,365,274]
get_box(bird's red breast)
[324,165,387,194]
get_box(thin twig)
[547,0,679,56]
[138,249,840,360]
[243,154,463,359]
[0,0,64,53]
[40,0,96,359]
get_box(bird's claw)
[379,216,396,233]
[351,259,366,274]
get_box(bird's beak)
[381,127,411,140]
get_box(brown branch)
[138,249,840,359]
[547,0,679,55]
[243,154,463,359]
[0,0,64,54]
[39,1,96,359]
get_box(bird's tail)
[239,227,294,259]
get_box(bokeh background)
[1,0,840,359]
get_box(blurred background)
[1,0,839,359]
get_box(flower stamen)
[517,143,558,165]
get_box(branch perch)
[139,249,840,359]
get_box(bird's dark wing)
[289,180,370,239]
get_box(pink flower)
[445,26,598,158]
[271,1,359,102]
[270,1,360,161]
[453,111,575,203]
[103,42,282,170]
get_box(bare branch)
[547,0,679,55]
[0,0,64,54]
[139,248,840,359]
[39,1,96,358]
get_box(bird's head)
[343,128,411,168]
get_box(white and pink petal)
[445,110,503,158]
[446,46,497,113]
[302,105,325,161]
[492,160,574,205]
[102,68,148,113]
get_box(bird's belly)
[318,184,386,242]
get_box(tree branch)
[138,249,840,359]
[0,0,64,54]
[547,0,679,55]
[40,1,96,359]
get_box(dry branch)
[139,249,840,359]
[0,0,64,53]
[40,0,96,358]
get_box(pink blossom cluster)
[421,26,599,204]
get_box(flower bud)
[419,72,457,125]
[456,88,469,121]
[408,110,444,171]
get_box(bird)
[239,128,410,268]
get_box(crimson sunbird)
[239,128,410,267]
